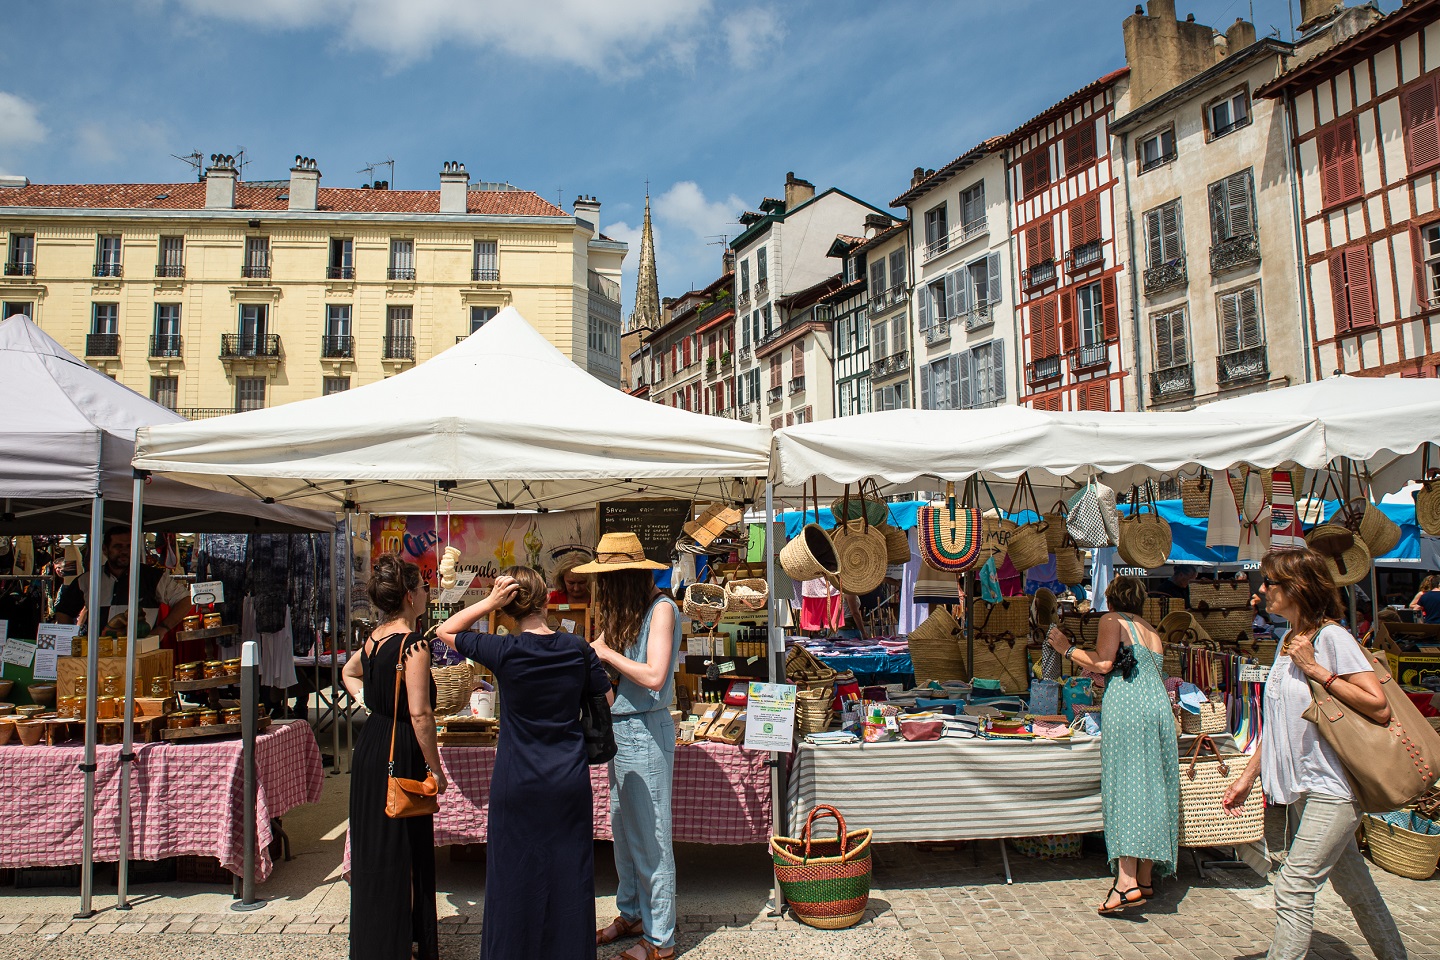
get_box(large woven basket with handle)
[908,607,967,682]
[1178,735,1265,848]
[433,662,477,718]
[1363,810,1440,880]
[772,804,873,930]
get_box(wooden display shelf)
[159,716,271,742]
[98,715,166,744]
[174,625,238,643]
[171,674,239,693]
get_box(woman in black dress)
[437,566,612,960]
[343,555,448,960]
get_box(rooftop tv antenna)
[359,158,396,188]
[172,150,205,181]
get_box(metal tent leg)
[77,495,105,919]
[764,481,786,918]
[117,473,146,909]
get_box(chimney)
[439,161,469,214]
[911,166,927,187]
[1299,0,1343,29]
[1225,17,1256,53]
[863,213,892,238]
[204,154,238,210]
[0,175,29,189]
[573,194,602,229]
[784,171,815,209]
[287,156,320,211]
[722,249,736,275]
[1123,0,1225,109]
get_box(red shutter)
[1320,120,1362,207]
[1064,125,1097,174]
[1081,382,1109,411]
[771,417,783,431]
[1025,224,1042,269]
[1403,77,1440,173]
[1318,126,1341,208]
[1328,249,1351,333]
[770,355,782,388]
[1060,292,1077,353]
[1033,393,1061,411]
[792,343,805,376]
[1344,245,1376,328]
[1029,298,1058,359]
[1337,121,1362,202]
[1070,197,1100,247]
[1413,224,1433,310]
[1101,275,1119,342]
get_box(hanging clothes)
[799,577,844,632]
[1270,469,1305,551]
[242,595,299,688]
[1236,471,1271,563]
[1205,470,1241,549]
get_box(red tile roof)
[1257,0,1434,98]
[0,181,568,216]
[997,67,1130,147]
[891,138,1004,207]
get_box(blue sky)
[0,0,1395,314]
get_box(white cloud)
[650,181,746,297]
[603,218,648,317]
[654,181,745,244]
[723,7,784,70]
[0,92,47,147]
[167,0,715,72]
[74,119,171,165]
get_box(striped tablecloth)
[787,736,1103,841]
[0,719,324,881]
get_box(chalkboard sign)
[596,498,693,564]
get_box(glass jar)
[71,635,86,658]
[73,675,87,699]
[223,658,241,677]
[149,676,171,698]
[221,707,243,725]
[176,662,202,682]
[56,697,73,719]
[203,613,223,629]
[197,708,219,727]
[166,714,186,730]
[203,661,226,679]
[99,674,123,697]
[176,710,199,728]
[97,697,120,720]
[98,636,115,658]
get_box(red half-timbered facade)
[1006,69,1131,411]
[1260,0,1440,379]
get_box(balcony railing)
[1027,355,1061,384]
[387,266,416,281]
[719,351,733,368]
[923,218,988,263]
[738,345,752,362]
[221,333,281,358]
[178,407,238,420]
[1069,241,1103,271]
[964,303,994,332]
[766,385,783,404]
[870,351,911,380]
[1210,234,1261,274]
[85,333,119,357]
[4,261,35,276]
[705,357,717,374]
[155,263,185,278]
[327,265,355,280]
[788,375,806,396]
[1023,260,1056,289]
[383,335,416,360]
[241,263,270,279]
[737,290,751,308]
[471,267,499,282]
[869,283,909,315]
[321,335,355,359]
[1144,257,1188,296]
[1140,149,1177,173]
[1216,344,1268,386]
[93,262,123,278]
[736,402,754,420]
[1070,343,1109,370]
[923,319,952,347]
[149,334,183,358]
[1149,363,1195,400]
[755,278,769,299]
[1210,115,1252,139]
[699,295,734,325]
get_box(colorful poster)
[744,681,797,753]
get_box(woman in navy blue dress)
[437,566,612,960]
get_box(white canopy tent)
[132,307,773,513]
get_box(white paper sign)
[190,580,225,605]
[0,621,6,645]
[36,624,73,657]
[438,571,477,605]
[1,638,35,669]
[1238,664,1269,684]
[32,650,57,681]
[744,681,797,753]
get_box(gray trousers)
[610,710,677,949]
[1267,794,1407,960]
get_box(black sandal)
[1097,884,1146,915]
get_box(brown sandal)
[596,915,643,945]
[616,941,675,960]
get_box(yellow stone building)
[0,155,627,413]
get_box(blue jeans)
[610,710,676,949]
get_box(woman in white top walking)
[1222,548,1406,960]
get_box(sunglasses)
[1260,576,1281,589]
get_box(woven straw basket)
[879,523,911,565]
[772,805,873,930]
[1340,497,1402,558]
[971,597,1032,693]
[1418,479,1440,536]
[781,524,841,582]
[1180,473,1212,518]
[433,662,478,717]
[1363,811,1440,880]
[831,520,888,595]
[1197,608,1254,646]
[1007,521,1050,572]
[1178,736,1265,848]
[1043,502,1068,552]
[830,485,888,526]
[1180,700,1228,736]
[723,577,768,613]
[909,608,967,682]
[1056,546,1084,586]
[1118,513,1171,569]
[683,582,727,625]
[1188,580,1252,611]
[1306,523,1372,587]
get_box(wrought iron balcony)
[870,351,911,380]
[327,265,355,280]
[755,279,769,299]
[383,335,415,360]
[699,295,734,325]
[4,260,35,276]
[1069,241,1103,271]
[241,263,270,279]
[736,401,754,420]
[1149,363,1195,400]
[85,333,119,357]
[738,345,752,362]
[1210,234,1261,275]
[321,335,354,359]
[1023,259,1056,289]
[1140,149,1177,173]
[149,334,183,358]
[93,262,123,278]
[155,263,185,278]
[788,375,805,396]
[178,407,238,420]
[923,319,952,347]
[964,303,994,332]
[1144,257,1188,296]
[471,267,499,282]
[1027,355,1061,384]
[1216,345,1268,386]
[766,385,783,404]
[387,266,416,281]
[221,333,281,359]
[1070,343,1109,370]
[737,290,751,308]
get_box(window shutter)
[1070,196,1100,247]
[1327,250,1351,333]
[793,342,805,376]
[1226,170,1254,238]
[1026,225,1042,269]
[1101,276,1119,342]
[1057,293,1075,353]
[1065,124,1097,174]
[1161,202,1183,261]
[1403,78,1440,172]
[870,259,886,295]
[1145,208,1165,268]
[1344,245,1375,329]
[889,249,906,286]
[770,355,782,388]
[989,340,1005,405]
[1082,382,1108,411]
[1154,312,1175,369]
[1038,220,1054,262]
[1238,286,1263,347]
[1412,225,1432,310]
[1208,178,1229,244]
[1220,292,1243,351]
[1320,120,1362,207]
[1031,298,1058,358]
[944,270,962,320]
[919,282,933,332]
[920,363,933,409]
[987,253,1002,306]
[1318,126,1341,208]
[948,354,965,410]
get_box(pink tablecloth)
[0,719,324,882]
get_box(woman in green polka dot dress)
[1047,575,1179,914]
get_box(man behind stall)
[53,526,193,635]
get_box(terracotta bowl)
[15,704,44,719]
[26,684,56,707]
[0,703,14,716]
[15,720,45,746]
[0,719,13,746]
[0,679,13,699]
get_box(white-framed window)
[470,306,497,333]
[239,303,267,340]
[1077,281,1104,348]
[1151,307,1189,370]
[871,321,888,358]
[1144,199,1185,269]
[386,304,413,339]
[891,314,908,354]
[875,381,909,411]
[762,303,773,335]
[158,236,184,276]
[960,182,985,231]
[96,235,122,275]
[921,354,961,409]
[924,203,948,250]
[1139,126,1177,172]
[324,305,351,357]
[473,240,498,281]
[1207,88,1251,139]
[1421,222,1440,305]
[1217,283,1264,353]
[966,252,1003,310]
[243,236,269,277]
[588,315,619,357]
[154,304,181,339]
[966,339,1005,408]
[6,233,35,271]
[150,376,178,410]
[388,238,415,280]
[322,376,350,395]
[1209,169,1256,242]
[235,376,266,412]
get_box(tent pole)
[116,473,146,910]
[765,481,785,917]
[77,495,105,919]
[329,526,341,775]
[344,514,355,771]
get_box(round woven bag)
[781,524,841,582]
[1007,521,1050,572]
[1307,523,1372,587]
[1056,546,1084,586]
[1118,491,1172,570]
[1416,479,1440,537]
[1356,499,1402,558]
[831,520,887,595]
[878,523,911,565]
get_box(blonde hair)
[551,552,593,594]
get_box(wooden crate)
[56,649,173,699]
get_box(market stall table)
[0,718,322,882]
[293,650,355,732]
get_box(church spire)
[628,191,660,332]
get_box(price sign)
[1238,664,1269,684]
[744,682,797,753]
[190,580,225,605]
[438,571,477,605]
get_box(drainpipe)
[1119,131,1146,410]
[1282,90,1316,383]
[1003,148,1023,403]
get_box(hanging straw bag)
[917,479,986,572]
[1004,474,1050,572]
[723,577,768,613]
[829,480,888,526]
[683,578,728,626]
[971,597,1032,693]
[1043,500,1069,552]
[1177,735,1264,848]
[1338,475,1401,559]
[432,661,479,717]
[1180,470,1212,519]
[1055,544,1084,586]
[781,481,842,583]
[771,804,873,930]
[1417,448,1440,536]
[830,487,888,595]
[1065,475,1120,548]
[1306,522,1372,588]
[1117,483,1172,570]
[1180,698,1228,736]
[879,523,911,565]
[908,607,967,682]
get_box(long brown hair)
[592,569,657,654]
[1260,548,1345,633]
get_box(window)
[966,253,1002,310]
[1069,196,1101,249]
[1218,283,1265,350]
[960,182,985,231]
[1208,169,1256,242]
[1064,123,1097,174]
[838,379,854,416]
[95,235,122,276]
[869,258,886,298]
[1139,126,1177,172]
[751,310,761,345]
[769,355,782,390]
[762,303,773,335]
[1317,118,1362,208]
[150,376,178,410]
[1077,283,1103,349]
[239,303,267,339]
[388,239,415,280]
[756,247,768,286]
[1401,75,1440,174]
[924,203,949,251]
[153,304,181,357]
[918,277,950,332]
[235,377,266,412]
[888,248,906,289]
[5,233,35,274]
[682,336,693,368]
[836,315,851,354]
[1206,88,1251,139]
[1327,247,1374,332]
[1021,148,1051,200]
[92,303,118,335]
[158,236,184,277]
[1,302,33,319]
[588,316,619,357]
[745,369,760,405]
[740,259,750,296]
[471,239,499,282]
[1152,307,1189,370]
[921,354,961,410]
[1030,297,1060,360]
[871,320,888,358]
[243,236,269,278]
[328,238,354,279]
[891,313,908,354]
[322,377,350,395]
[1080,382,1110,411]
[323,305,352,358]
[874,382,909,411]
[792,342,805,377]
[1145,200,1185,269]
[470,306,497,333]
[1414,222,1440,309]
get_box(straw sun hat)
[570,532,668,573]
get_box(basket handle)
[1183,733,1227,780]
[801,803,849,860]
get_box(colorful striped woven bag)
[917,479,991,572]
[771,804,872,929]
